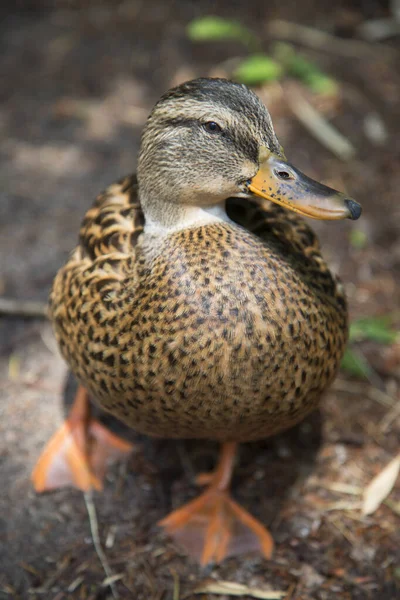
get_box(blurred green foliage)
[349,229,368,249]
[273,42,338,95]
[187,16,337,93]
[187,16,259,51]
[341,347,372,378]
[233,54,283,86]
[342,316,399,378]
[349,316,398,345]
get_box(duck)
[32,77,361,565]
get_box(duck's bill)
[248,150,362,221]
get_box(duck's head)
[138,78,361,226]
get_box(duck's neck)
[140,193,231,235]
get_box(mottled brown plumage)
[34,78,361,564]
[50,174,347,442]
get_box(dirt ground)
[0,1,399,599]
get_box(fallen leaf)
[362,454,400,516]
[319,500,362,512]
[102,573,124,586]
[191,580,286,599]
[321,481,363,495]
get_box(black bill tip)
[344,198,362,220]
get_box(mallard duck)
[32,78,361,565]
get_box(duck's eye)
[203,121,222,134]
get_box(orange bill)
[248,147,361,221]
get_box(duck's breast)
[77,222,348,442]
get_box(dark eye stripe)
[161,117,258,163]
[163,117,198,128]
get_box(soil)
[0,1,399,599]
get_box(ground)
[0,1,399,599]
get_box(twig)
[380,402,400,432]
[393,0,400,22]
[84,492,120,599]
[284,584,297,600]
[318,481,363,495]
[0,297,48,318]
[170,569,180,600]
[318,500,362,512]
[67,576,84,593]
[26,556,70,594]
[343,85,388,146]
[357,18,400,42]
[368,387,397,408]
[283,85,356,160]
[332,379,396,408]
[328,516,358,546]
[267,19,395,58]
[189,580,286,599]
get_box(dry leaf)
[191,579,286,599]
[322,482,363,495]
[362,454,400,516]
[320,500,362,512]
[102,574,124,586]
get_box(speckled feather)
[50,174,347,443]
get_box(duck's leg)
[158,442,274,565]
[32,385,133,492]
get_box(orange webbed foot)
[32,386,133,493]
[158,443,274,565]
[159,487,273,565]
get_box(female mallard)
[33,78,361,564]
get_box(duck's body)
[52,176,347,442]
[33,78,361,565]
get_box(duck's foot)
[32,386,133,492]
[158,442,274,565]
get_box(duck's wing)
[79,174,144,261]
[49,174,145,377]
